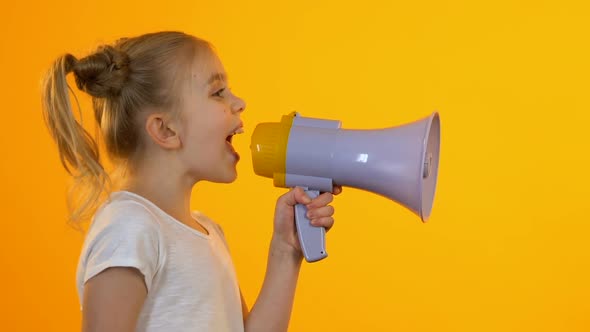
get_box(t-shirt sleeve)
[81,201,161,292]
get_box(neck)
[120,159,197,228]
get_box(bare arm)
[243,238,302,332]
[244,187,338,332]
[82,267,147,332]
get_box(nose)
[232,95,246,114]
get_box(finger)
[278,186,312,207]
[306,205,335,219]
[310,216,334,231]
[307,192,333,208]
[332,185,343,195]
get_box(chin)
[221,174,238,183]
[215,169,238,184]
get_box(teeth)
[231,128,244,135]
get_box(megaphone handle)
[294,189,328,262]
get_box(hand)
[272,186,342,259]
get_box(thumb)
[278,187,312,207]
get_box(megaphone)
[250,112,440,262]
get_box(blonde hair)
[41,31,211,228]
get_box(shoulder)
[77,196,165,297]
[93,199,160,232]
[85,196,164,250]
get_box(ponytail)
[41,54,109,228]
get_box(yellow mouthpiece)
[249,112,296,188]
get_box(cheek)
[181,101,229,153]
[184,118,225,153]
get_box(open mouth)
[226,127,244,145]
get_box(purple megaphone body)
[250,112,441,262]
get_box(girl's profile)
[41,31,339,332]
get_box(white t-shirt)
[76,191,244,332]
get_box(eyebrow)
[207,72,227,85]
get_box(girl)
[41,31,339,332]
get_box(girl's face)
[176,48,246,183]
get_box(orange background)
[1,0,589,331]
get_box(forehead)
[190,48,227,87]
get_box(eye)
[212,87,226,98]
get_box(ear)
[145,113,182,150]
